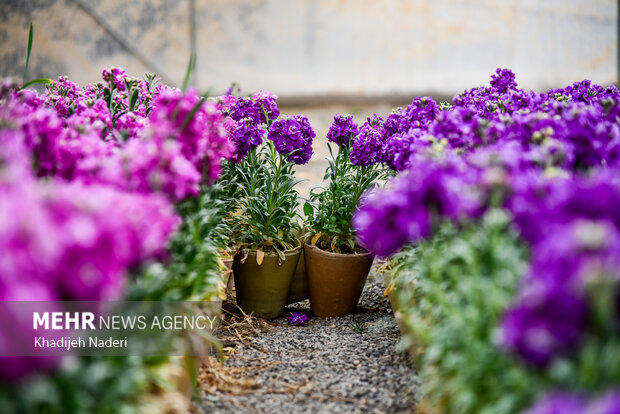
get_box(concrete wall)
[0,0,617,99]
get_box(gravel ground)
[192,280,417,414]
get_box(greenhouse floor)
[192,279,417,414]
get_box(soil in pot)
[233,246,301,319]
[304,244,374,317]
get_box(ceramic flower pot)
[304,244,374,317]
[286,252,309,304]
[233,246,302,319]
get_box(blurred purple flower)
[490,68,518,93]
[524,392,587,414]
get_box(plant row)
[352,69,620,413]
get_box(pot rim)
[304,243,374,259]
[240,244,302,257]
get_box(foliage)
[365,69,620,413]
[129,185,223,301]
[304,114,393,253]
[225,142,303,258]
[0,355,167,414]
[305,137,388,253]
[391,210,538,414]
[217,91,313,258]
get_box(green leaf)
[274,246,286,261]
[184,355,198,387]
[21,78,52,89]
[182,52,196,92]
[103,87,112,108]
[303,201,314,217]
[128,88,139,112]
[23,22,33,80]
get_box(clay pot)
[304,244,374,317]
[286,253,309,304]
[221,257,234,295]
[233,246,302,319]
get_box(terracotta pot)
[286,252,309,304]
[222,257,234,295]
[233,246,301,319]
[304,244,374,317]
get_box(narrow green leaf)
[184,355,198,387]
[182,52,196,92]
[23,22,33,80]
[201,88,213,100]
[274,246,286,261]
[21,78,52,89]
[103,87,112,108]
[128,88,139,112]
[179,97,205,131]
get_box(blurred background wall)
[1,0,617,197]
[1,0,617,103]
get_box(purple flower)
[490,68,518,93]
[228,90,280,125]
[102,67,128,91]
[353,156,484,256]
[382,129,429,171]
[77,136,203,201]
[500,287,588,367]
[267,115,315,165]
[429,107,481,150]
[589,390,620,414]
[229,118,264,163]
[148,88,234,183]
[252,90,280,123]
[524,390,620,414]
[501,196,620,367]
[524,392,587,414]
[116,112,147,139]
[287,313,309,326]
[326,114,359,147]
[350,115,386,166]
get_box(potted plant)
[303,114,390,317]
[218,91,315,318]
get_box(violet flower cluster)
[500,171,620,367]
[220,90,281,162]
[222,90,315,165]
[351,69,620,402]
[525,390,620,414]
[350,115,387,167]
[323,96,440,171]
[326,113,359,147]
[287,313,309,326]
[267,114,315,165]
[353,155,485,256]
[354,69,620,256]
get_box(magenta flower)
[102,67,128,91]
